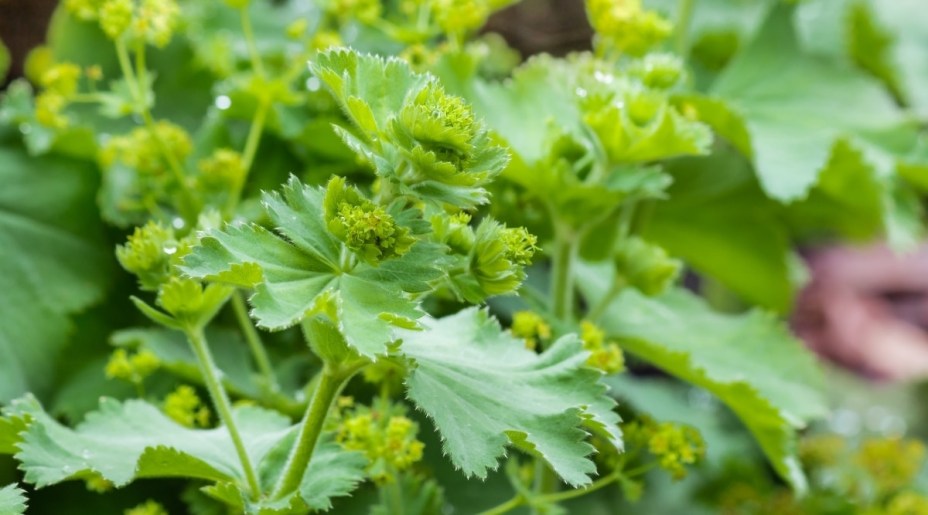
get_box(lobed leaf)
[709,4,902,201]
[183,176,442,356]
[0,483,27,515]
[399,308,622,487]
[580,274,827,492]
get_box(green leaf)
[183,176,442,356]
[0,483,27,515]
[582,281,827,492]
[640,151,794,311]
[311,50,508,209]
[5,395,291,488]
[399,308,622,487]
[710,4,902,201]
[0,139,111,402]
[2,395,366,512]
[311,50,431,135]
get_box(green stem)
[674,0,696,56]
[550,227,578,321]
[115,38,198,220]
[536,471,621,504]
[477,495,525,515]
[231,291,277,391]
[271,363,360,499]
[240,7,266,78]
[186,328,262,499]
[225,97,270,216]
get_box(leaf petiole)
[270,360,365,499]
[185,327,262,499]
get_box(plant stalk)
[186,328,262,498]
[674,0,696,56]
[231,292,277,391]
[271,364,358,499]
[550,228,578,321]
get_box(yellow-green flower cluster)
[586,0,672,57]
[511,311,551,350]
[84,474,115,493]
[163,385,211,428]
[580,320,624,374]
[884,491,928,515]
[471,220,537,296]
[624,416,705,480]
[399,84,478,166]
[433,0,491,36]
[66,0,180,47]
[856,437,926,494]
[33,62,84,128]
[326,0,382,24]
[799,433,846,468]
[197,148,245,194]
[105,348,161,384]
[336,401,426,483]
[323,177,415,265]
[614,236,681,296]
[628,53,684,90]
[101,121,192,176]
[124,499,168,515]
[116,221,181,290]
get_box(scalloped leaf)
[4,395,292,488]
[709,4,902,201]
[580,272,827,492]
[0,395,366,511]
[183,176,442,356]
[0,483,26,515]
[310,50,508,209]
[399,308,622,487]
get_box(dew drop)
[81,449,93,460]
[594,70,614,84]
[306,76,321,92]
[575,87,588,98]
[163,245,177,255]
[62,465,73,474]
[172,217,185,230]
[214,95,232,110]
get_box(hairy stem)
[186,328,262,498]
[231,292,277,391]
[271,363,360,499]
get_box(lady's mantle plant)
[1,0,926,513]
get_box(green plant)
[1,0,927,513]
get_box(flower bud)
[614,236,681,296]
[323,177,415,265]
[164,385,211,428]
[99,0,134,40]
[116,221,177,290]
